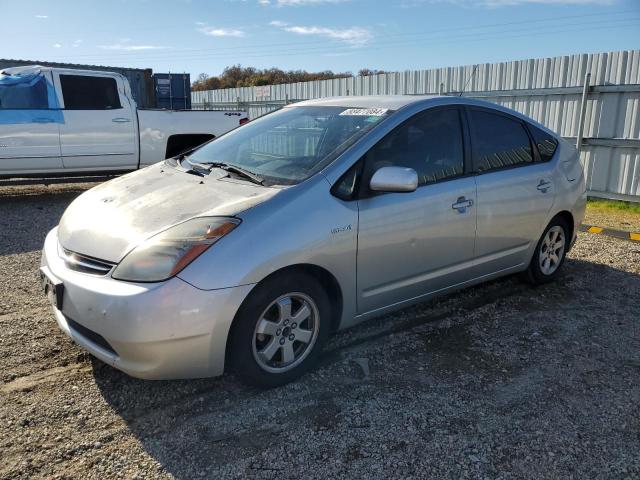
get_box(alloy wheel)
[539,225,566,275]
[252,292,320,373]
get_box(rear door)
[0,70,63,174]
[467,107,555,275]
[54,73,137,170]
[356,106,477,314]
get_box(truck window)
[0,74,49,109]
[60,75,122,110]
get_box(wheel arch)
[224,263,344,369]
[551,210,575,248]
[164,133,215,159]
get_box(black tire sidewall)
[227,272,331,388]
[527,218,569,284]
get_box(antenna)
[459,64,478,97]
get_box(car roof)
[289,94,558,138]
[0,64,124,79]
[292,95,439,110]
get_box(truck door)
[54,73,137,171]
[0,69,63,175]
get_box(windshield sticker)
[340,108,388,117]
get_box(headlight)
[112,217,240,282]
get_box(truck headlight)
[112,217,240,282]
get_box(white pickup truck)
[0,65,248,177]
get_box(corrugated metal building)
[0,59,156,108]
[193,50,640,201]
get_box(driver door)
[356,107,477,314]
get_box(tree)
[358,69,386,77]
[191,65,355,90]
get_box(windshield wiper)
[203,162,265,186]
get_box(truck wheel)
[227,272,331,388]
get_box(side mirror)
[369,166,418,193]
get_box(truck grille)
[60,247,116,276]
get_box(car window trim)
[465,105,539,175]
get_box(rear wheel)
[524,218,569,285]
[227,272,330,387]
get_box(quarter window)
[60,75,121,110]
[528,124,558,162]
[469,109,533,172]
[364,108,464,186]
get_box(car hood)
[57,162,280,263]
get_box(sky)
[2,0,639,77]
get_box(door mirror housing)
[369,166,418,193]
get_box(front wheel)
[524,218,569,285]
[227,272,331,388]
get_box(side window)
[528,124,558,162]
[365,108,464,186]
[0,75,49,109]
[60,75,121,110]
[469,109,533,172]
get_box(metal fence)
[193,50,640,202]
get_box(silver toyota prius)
[41,95,586,387]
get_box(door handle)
[33,117,55,123]
[537,179,552,193]
[452,196,474,213]
[112,117,131,123]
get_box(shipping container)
[153,73,191,110]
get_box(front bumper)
[41,227,255,379]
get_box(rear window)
[469,109,533,172]
[0,74,49,109]
[528,124,559,162]
[60,75,121,110]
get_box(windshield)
[187,105,392,185]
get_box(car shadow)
[91,255,640,479]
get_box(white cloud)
[405,0,614,6]
[258,0,271,4]
[198,26,246,37]
[482,0,613,4]
[272,22,372,45]
[72,39,82,48]
[52,43,62,48]
[99,43,167,51]
[276,0,349,4]
[35,14,48,19]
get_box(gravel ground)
[1,183,639,479]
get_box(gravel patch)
[1,183,639,479]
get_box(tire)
[523,217,569,285]
[227,272,331,388]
